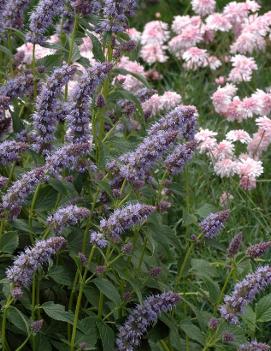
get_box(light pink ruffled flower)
[251,90,271,115]
[169,26,203,56]
[208,56,222,70]
[171,15,201,35]
[141,21,169,45]
[206,13,232,32]
[182,47,209,70]
[228,55,257,83]
[140,43,168,64]
[126,28,141,41]
[226,130,252,144]
[117,57,145,92]
[142,91,182,117]
[214,159,237,177]
[192,0,216,17]
[195,128,217,153]
[212,83,237,114]
[212,140,235,160]
[236,154,263,189]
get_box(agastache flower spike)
[0,71,35,101]
[165,141,197,175]
[97,0,137,33]
[6,236,66,293]
[220,265,271,324]
[238,341,270,351]
[199,210,230,239]
[70,0,101,15]
[227,232,243,258]
[116,292,180,351]
[1,0,31,31]
[65,62,112,144]
[0,176,8,189]
[147,105,198,140]
[44,142,91,176]
[0,140,28,165]
[90,231,108,249]
[32,64,76,154]
[99,203,156,241]
[47,205,90,233]
[246,241,271,259]
[2,167,47,218]
[27,0,65,44]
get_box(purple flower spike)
[246,241,271,259]
[220,265,271,324]
[47,205,90,233]
[238,341,270,351]
[227,232,243,258]
[1,0,31,30]
[90,231,108,249]
[0,71,35,101]
[99,203,156,241]
[6,236,66,291]
[0,140,28,165]
[116,292,180,351]
[71,0,101,15]
[199,210,230,239]
[165,140,197,175]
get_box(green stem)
[137,237,148,271]
[1,296,13,351]
[160,340,171,351]
[97,292,104,319]
[70,246,96,351]
[215,264,235,310]
[15,334,31,351]
[31,276,37,351]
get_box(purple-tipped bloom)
[27,0,65,44]
[47,205,90,233]
[220,265,271,324]
[0,71,35,100]
[90,231,108,249]
[0,176,8,189]
[227,232,243,258]
[97,0,137,33]
[108,130,178,187]
[0,140,28,165]
[71,0,101,15]
[1,0,31,30]
[222,332,235,343]
[66,62,112,144]
[31,319,44,333]
[238,341,270,351]
[116,292,180,351]
[2,167,47,218]
[147,105,198,140]
[165,141,196,175]
[246,241,271,259]
[6,236,66,290]
[99,203,156,241]
[199,210,230,239]
[32,64,76,154]
[44,142,91,176]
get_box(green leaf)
[242,306,256,334]
[191,259,218,278]
[256,293,271,322]
[180,321,204,345]
[77,316,98,346]
[42,302,74,324]
[0,232,18,254]
[48,266,73,286]
[93,278,121,305]
[7,306,29,334]
[88,33,105,61]
[96,321,115,351]
[196,204,217,218]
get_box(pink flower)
[206,13,232,32]
[117,57,145,92]
[140,43,168,64]
[142,91,182,117]
[251,90,271,115]
[182,47,209,70]
[192,0,216,17]
[169,26,203,56]
[79,36,95,63]
[171,15,201,35]
[214,158,237,177]
[215,76,226,85]
[195,128,217,153]
[228,55,257,83]
[141,21,169,45]
[256,116,271,132]
[236,154,263,178]
[212,83,237,114]
[208,56,222,70]
[126,27,141,41]
[226,130,252,144]
[212,140,235,160]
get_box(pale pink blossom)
[126,27,141,41]
[223,1,259,27]
[142,91,182,117]
[171,15,201,35]
[16,40,57,65]
[208,56,222,70]
[206,13,232,32]
[212,140,235,160]
[79,36,96,64]
[212,83,237,114]
[237,96,259,119]
[195,129,217,153]
[251,90,271,115]
[214,158,237,177]
[192,0,216,17]
[169,27,203,56]
[182,47,209,70]
[256,116,271,132]
[215,76,226,85]
[226,130,252,144]
[117,57,145,92]
[140,43,168,64]
[248,129,271,159]
[228,55,257,83]
[236,155,263,178]
[141,21,169,45]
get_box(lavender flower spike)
[90,231,108,249]
[2,167,47,219]
[32,64,76,154]
[238,341,270,351]
[165,141,197,175]
[47,205,90,233]
[100,203,156,241]
[27,0,65,44]
[220,265,271,324]
[246,241,271,259]
[0,140,28,165]
[6,236,66,294]
[0,70,35,101]
[116,292,180,351]
[71,0,101,15]
[227,232,243,258]
[66,62,112,144]
[44,142,91,176]
[199,210,230,239]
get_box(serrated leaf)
[96,321,115,351]
[180,321,204,345]
[42,302,74,324]
[191,259,218,277]
[7,306,29,334]
[0,232,18,254]
[242,306,256,333]
[48,266,73,286]
[256,293,271,322]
